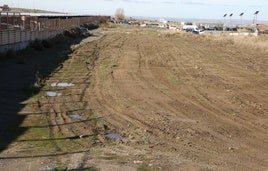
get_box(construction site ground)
[0,26,267,171]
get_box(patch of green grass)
[91,115,101,127]
[30,40,44,51]
[25,93,42,103]
[53,133,67,139]
[55,163,67,171]
[71,64,86,69]
[22,85,42,97]
[31,127,50,138]
[0,50,17,61]
[22,86,41,96]
[51,54,68,66]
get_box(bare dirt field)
[0,26,267,171]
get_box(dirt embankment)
[0,27,267,171]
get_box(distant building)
[182,23,198,31]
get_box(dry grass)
[202,33,268,52]
[158,29,182,38]
[156,28,268,53]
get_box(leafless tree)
[115,8,125,21]
[2,4,10,11]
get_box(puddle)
[46,91,62,97]
[55,119,60,125]
[51,82,74,87]
[69,114,83,120]
[105,133,122,140]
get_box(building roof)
[0,12,106,18]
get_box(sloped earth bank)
[0,27,267,171]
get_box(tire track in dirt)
[43,42,101,150]
[153,34,268,165]
[87,29,268,170]
[90,34,143,129]
[132,34,242,163]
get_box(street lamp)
[223,14,227,31]
[229,13,233,31]
[254,11,259,25]
[253,11,259,33]
[239,12,244,27]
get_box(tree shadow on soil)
[0,35,85,153]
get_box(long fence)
[0,29,62,45]
[0,29,63,52]
[0,14,110,53]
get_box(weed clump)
[0,50,17,61]
[64,27,81,38]
[41,39,53,48]
[53,34,66,44]
[30,40,44,51]
[82,23,99,30]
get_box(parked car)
[193,29,205,34]
[185,28,194,32]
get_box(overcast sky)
[2,0,267,21]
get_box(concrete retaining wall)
[0,29,63,53]
[0,41,30,52]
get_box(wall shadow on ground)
[0,35,85,153]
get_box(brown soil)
[0,27,267,171]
